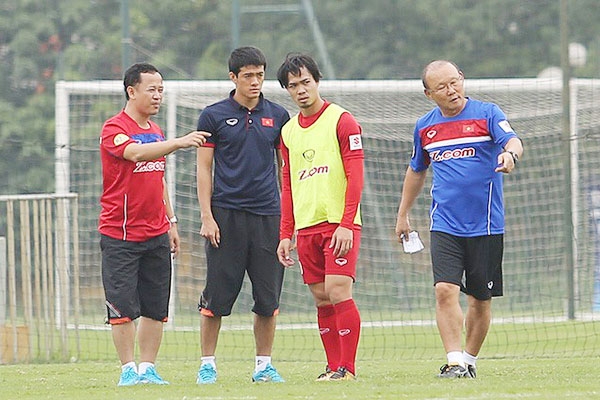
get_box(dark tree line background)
[1,0,599,194]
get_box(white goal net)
[20,77,599,362]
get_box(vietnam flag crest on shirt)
[261,117,274,127]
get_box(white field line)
[69,313,600,332]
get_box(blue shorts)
[430,231,503,300]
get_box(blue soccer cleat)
[252,363,285,383]
[117,366,140,386]
[139,365,169,385]
[196,363,217,384]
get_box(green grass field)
[1,321,599,399]
[1,358,598,399]
[24,319,600,363]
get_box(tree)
[0,0,598,194]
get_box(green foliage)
[2,0,600,194]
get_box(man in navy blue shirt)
[195,46,290,384]
[395,60,523,379]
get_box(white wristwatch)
[169,215,178,224]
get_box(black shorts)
[199,207,284,317]
[101,233,171,323]
[430,231,503,300]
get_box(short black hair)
[228,46,267,76]
[123,63,161,100]
[276,53,322,88]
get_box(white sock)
[138,362,154,375]
[255,356,271,372]
[463,351,477,366]
[201,356,216,370]
[122,361,137,373]
[447,351,465,367]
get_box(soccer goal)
[43,77,600,363]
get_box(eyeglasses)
[428,75,464,94]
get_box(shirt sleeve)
[275,108,291,150]
[409,122,430,172]
[101,120,135,159]
[279,137,295,239]
[489,103,518,147]
[197,109,217,148]
[336,112,364,229]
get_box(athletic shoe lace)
[254,364,284,382]
[198,364,217,383]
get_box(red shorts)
[296,223,361,285]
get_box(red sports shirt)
[98,110,170,241]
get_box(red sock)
[334,298,361,375]
[317,304,340,371]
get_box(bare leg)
[464,295,492,357]
[254,314,276,356]
[435,282,463,353]
[201,314,222,356]
[324,274,353,305]
[309,282,329,307]
[111,321,136,365]
[138,317,164,363]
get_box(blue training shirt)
[197,90,290,215]
[410,98,518,237]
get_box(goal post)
[49,77,600,363]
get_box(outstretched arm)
[124,130,210,162]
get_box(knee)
[313,293,331,308]
[468,296,492,314]
[326,284,352,305]
[435,282,459,305]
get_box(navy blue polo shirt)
[197,90,290,215]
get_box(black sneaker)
[328,366,356,381]
[466,364,477,378]
[316,366,334,381]
[437,364,470,378]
